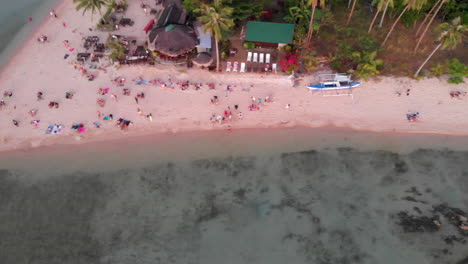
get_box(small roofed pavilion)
[147,24,199,57]
[245,21,295,48]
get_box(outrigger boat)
[307,73,361,91]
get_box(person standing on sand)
[49,10,57,18]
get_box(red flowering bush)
[280,52,299,74]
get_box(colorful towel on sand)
[135,79,148,85]
[46,125,63,134]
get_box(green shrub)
[448,76,465,84]
[430,63,447,76]
[243,42,255,49]
[447,58,468,83]
[330,60,342,71]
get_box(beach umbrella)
[147,24,199,57]
[192,52,213,67]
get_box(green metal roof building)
[245,21,295,47]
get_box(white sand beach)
[0,0,467,153]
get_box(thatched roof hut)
[147,24,199,57]
[192,52,213,67]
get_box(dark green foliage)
[441,0,468,25]
[331,30,384,79]
[447,59,468,84]
[182,0,199,14]
[401,9,424,28]
[230,0,267,24]
[219,39,231,60]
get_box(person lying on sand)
[48,101,59,108]
[3,91,13,98]
[37,92,43,101]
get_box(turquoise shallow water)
[0,128,467,264]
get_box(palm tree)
[195,3,234,72]
[382,0,427,46]
[305,0,326,43]
[369,0,393,32]
[73,0,110,15]
[284,5,311,45]
[346,0,357,25]
[379,0,389,27]
[414,17,466,77]
[107,38,126,62]
[414,0,449,52]
[415,0,442,36]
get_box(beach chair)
[266,53,271,64]
[259,53,264,63]
[240,62,245,73]
[233,61,239,72]
[247,52,252,62]
[272,63,277,73]
[253,53,258,63]
[226,62,232,72]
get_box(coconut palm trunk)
[414,0,446,52]
[415,0,442,36]
[306,5,317,43]
[346,0,357,25]
[414,43,441,77]
[382,5,408,45]
[379,0,390,27]
[369,5,383,32]
[215,36,220,72]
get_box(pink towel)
[69,48,75,52]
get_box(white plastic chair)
[247,52,252,62]
[233,61,239,72]
[265,53,270,64]
[272,63,277,73]
[259,53,264,63]
[253,53,258,63]
[240,62,245,73]
[226,62,231,72]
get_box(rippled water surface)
[1,128,467,264]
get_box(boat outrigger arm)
[307,73,361,91]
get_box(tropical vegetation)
[106,38,126,62]
[195,1,234,72]
[76,0,467,81]
[73,0,111,15]
[414,16,466,78]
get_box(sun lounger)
[259,53,264,63]
[240,62,245,73]
[226,61,232,72]
[266,53,271,64]
[233,61,239,72]
[272,63,277,73]
[247,52,252,62]
[253,53,258,63]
